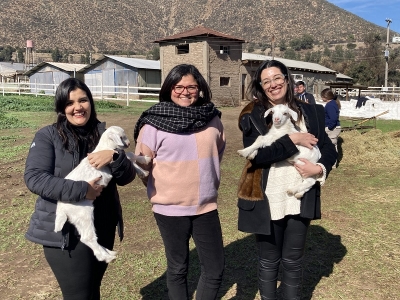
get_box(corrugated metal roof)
[46,62,86,72]
[105,55,160,70]
[0,62,25,71]
[336,73,352,79]
[24,62,86,76]
[242,53,337,74]
[0,64,18,77]
[154,25,245,43]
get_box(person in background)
[134,64,226,300]
[321,88,341,151]
[24,78,136,300]
[294,84,299,95]
[237,60,337,300]
[295,80,316,104]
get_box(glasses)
[260,74,287,89]
[173,85,199,94]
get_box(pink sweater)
[135,116,225,216]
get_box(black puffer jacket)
[25,122,135,248]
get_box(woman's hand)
[293,158,322,177]
[86,176,104,200]
[87,150,115,169]
[289,132,318,149]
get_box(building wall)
[28,65,81,94]
[159,39,243,106]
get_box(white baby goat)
[54,126,149,263]
[237,104,321,198]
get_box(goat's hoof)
[237,150,245,157]
[294,192,304,198]
[138,171,149,179]
[247,152,257,160]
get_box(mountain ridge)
[0,0,395,53]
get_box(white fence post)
[126,81,129,106]
[35,79,38,97]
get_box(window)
[220,77,230,86]
[176,44,189,54]
[219,45,230,55]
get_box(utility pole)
[384,18,392,89]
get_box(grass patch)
[340,117,400,133]
[0,105,399,299]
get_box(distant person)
[237,60,337,299]
[24,78,136,299]
[356,96,368,108]
[295,80,316,104]
[321,88,341,151]
[134,64,226,299]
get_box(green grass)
[340,117,400,133]
[0,100,400,299]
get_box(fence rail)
[0,80,160,105]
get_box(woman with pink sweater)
[134,64,226,300]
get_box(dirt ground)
[0,107,244,299]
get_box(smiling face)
[296,83,306,94]
[260,67,288,105]
[171,74,199,107]
[64,88,92,126]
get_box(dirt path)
[0,106,244,299]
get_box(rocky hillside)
[0,0,395,53]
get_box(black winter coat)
[25,122,135,248]
[237,101,337,235]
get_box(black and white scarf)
[134,101,221,142]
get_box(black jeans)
[43,226,115,300]
[256,215,310,300]
[154,210,225,300]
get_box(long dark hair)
[54,78,100,151]
[159,64,212,106]
[321,88,341,109]
[247,60,301,118]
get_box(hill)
[0,0,396,54]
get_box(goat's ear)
[109,133,125,147]
[264,108,273,118]
[288,108,298,122]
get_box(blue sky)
[327,0,400,35]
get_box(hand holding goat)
[237,104,321,198]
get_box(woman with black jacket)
[237,60,337,300]
[24,78,135,299]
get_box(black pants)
[256,215,310,300]
[43,227,115,300]
[154,210,225,300]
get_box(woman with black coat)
[237,60,337,300]
[24,78,135,299]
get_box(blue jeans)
[256,215,310,300]
[154,210,225,300]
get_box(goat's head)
[264,104,298,128]
[101,126,130,149]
